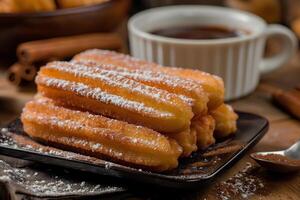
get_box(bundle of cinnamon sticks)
[7,33,123,86]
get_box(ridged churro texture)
[211,104,238,138]
[168,128,197,157]
[20,49,239,171]
[73,49,224,110]
[73,61,208,116]
[36,61,193,134]
[71,49,238,153]
[192,115,216,149]
[21,98,182,171]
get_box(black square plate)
[0,112,268,188]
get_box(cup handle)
[260,24,297,75]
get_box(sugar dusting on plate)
[0,159,126,197]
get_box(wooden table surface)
[0,53,299,199]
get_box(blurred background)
[0,0,299,61]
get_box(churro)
[168,128,197,157]
[73,49,224,110]
[211,104,238,138]
[73,61,209,115]
[36,61,193,133]
[21,98,182,171]
[192,115,216,149]
[20,49,239,171]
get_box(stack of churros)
[21,49,238,171]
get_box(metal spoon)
[250,140,300,173]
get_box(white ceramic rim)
[128,5,267,45]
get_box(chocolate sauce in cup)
[151,25,247,40]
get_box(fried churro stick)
[36,61,193,133]
[73,49,224,110]
[211,104,238,138]
[159,68,224,110]
[192,115,216,149]
[73,61,208,115]
[168,128,197,157]
[21,98,182,171]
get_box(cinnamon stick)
[273,89,300,119]
[7,63,37,86]
[17,33,123,64]
[22,65,37,81]
[7,63,24,86]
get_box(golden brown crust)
[36,61,193,133]
[20,50,240,171]
[73,61,209,116]
[210,104,238,138]
[21,98,182,171]
[192,115,216,149]
[168,128,197,157]
[160,68,224,110]
[73,49,224,110]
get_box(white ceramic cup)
[128,6,297,100]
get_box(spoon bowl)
[285,140,300,159]
[250,140,300,173]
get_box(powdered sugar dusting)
[0,159,124,197]
[23,113,163,149]
[72,60,201,92]
[45,61,186,107]
[76,49,222,83]
[75,49,223,93]
[37,76,173,118]
[71,61,200,106]
[33,97,165,139]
